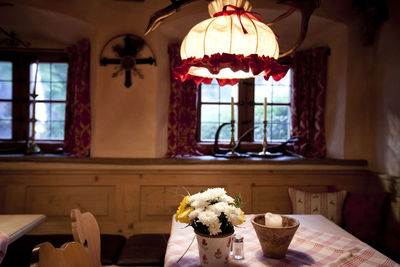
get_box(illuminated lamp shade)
[173,0,289,86]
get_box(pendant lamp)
[173,0,289,86]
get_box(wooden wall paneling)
[34,218,72,234]
[1,173,101,185]
[134,220,172,234]
[118,183,140,236]
[25,185,115,218]
[0,164,380,236]
[139,185,225,221]
[1,185,26,213]
[0,185,5,212]
[252,186,293,214]
[226,183,252,214]
[141,173,226,186]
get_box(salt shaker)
[232,234,244,260]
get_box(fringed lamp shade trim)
[173,53,289,86]
[174,1,289,85]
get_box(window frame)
[0,48,68,154]
[196,59,293,155]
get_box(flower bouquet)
[175,188,245,265]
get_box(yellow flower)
[177,206,194,224]
[239,208,246,224]
[175,196,193,223]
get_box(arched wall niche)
[0,3,92,48]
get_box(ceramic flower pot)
[251,214,300,259]
[195,231,233,266]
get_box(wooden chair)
[71,208,168,266]
[30,241,91,267]
[70,209,102,267]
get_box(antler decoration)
[273,0,320,57]
[0,27,30,48]
[144,0,320,57]
[144,0,204,36]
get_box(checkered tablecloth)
[165,215,398,266]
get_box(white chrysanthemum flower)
[211,203,241,225]
[210,202,230,215]
[188,208,201,220]
[182,188,243,235]
[219,194,235,204]
[190,199,208,209]
[197,210,222,235]
[190,188,227,203]
[226,207,243,225]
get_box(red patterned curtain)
[167,43,202,157]
[291,47,329,158]
[63,40,91,157]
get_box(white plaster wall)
[2,0,397,167]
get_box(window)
[0,49,68,153]
[0,61,12,139]
[29,63,68,140]
[197,69,292,147]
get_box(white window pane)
[254,84,272,104]
[30,82,51,100]
[254,123,271,141]
[30,63,51,82]
[51,82,67,100]
[0,102,12,119]
[0,62,12,81]
[201,104,237,141]
[34,103,50,121]
[254,105,272,123]
[51,103,66,121]
[0,101,12,141]
[201,83,219,102]
[201,123,219,141]
[202,104,220,123]
[34,121,50,139]
[219,84,238,102]
[51,63,68,82]
[0,120,12,139]
[271,85,290,103]
[271,106,290,123]
[0,82,12,100]
[271,123,290,141]
[0,62,12,101]
[201,81,238,103]
[50,121,65,140]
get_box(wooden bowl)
[251,214,300,259]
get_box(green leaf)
[233,194,242,208]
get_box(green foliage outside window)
[199,70,292,142]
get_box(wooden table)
[0,214,46,244]
[165,214,397,266]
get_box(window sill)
[0,154,368,167]
[0,141,63,154]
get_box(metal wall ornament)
[99,34,156,88]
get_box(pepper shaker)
[232,234,244,260]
